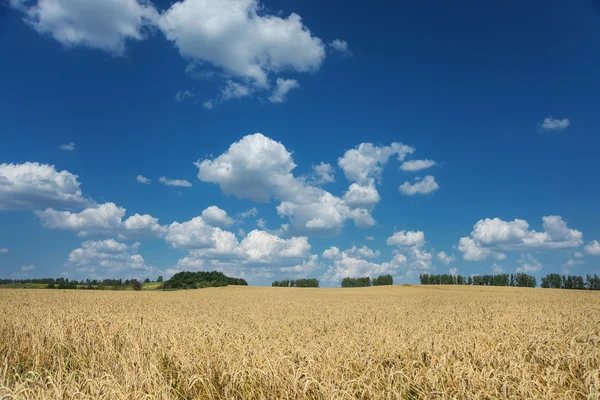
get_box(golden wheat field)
[1,285,599,399]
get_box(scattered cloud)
[239,207,258,218]
[400,159,435,172]
[268,78,300,103]
[458,216,583,261]
[399,175,439,196]
[387,230,425,248]
[539,117,569,131]
[20,0,158,55]
[437,251,455,265]
[136,175,151,184]
[310,162,335,185]
[329,39,351,55]
[0,162,89,210]
[20,265,36,272]
[59,142,76,151]
[159,177,192,187]
[338,142,414,185]
[66,239,156,279]
[585,240,600,255]
[365,236,374,241]
[256,218,266,228]
[175,90,194,102]
[322,246,340,259]
[516,253,543,273]
[36,202,167,238]
[0,248,8,253]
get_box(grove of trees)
[541,273,600,290]
[340,275,393,287]
[166,271,248,289]
[419,273,537,288]
[272,279,319,287]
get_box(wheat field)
[0,285,599,399]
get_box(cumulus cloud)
[387,230,425,248]
[342,183,380,208]
[268,78,300,103]
[66,239,156,279]
[346,245,380,259]
[322,246,340,259]
[437,251,455,265]
[136,175,151,184]
[311,162,335,185]
[0,162,89,210]
[239,207,258,218]
[59,142,76,151]
[516,253,543,273]
[400,159,435,172]
[338,142,414,185]
[20,265,36,272]
[459,216,583,261]
[159,177,192,187]
[201,205,234,227]
[21,0,158,55]
[539,117,569,131]
[585,240,600,255]
[196,133,385,235]
[328,39,351,55]
[399,175,439,196]
[36,202,167,238]
[158,0,326,104]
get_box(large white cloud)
[458,216,584,261]
[386,230,425,248]
[585,240,600,255]
[201,205,234,227]
[196,133,381,235]
[66,239,156,279]
[158,0,326,88]
[36,202,167,238]
[399,175,439,196]
[0,162,88,210]
[22,0,158,55]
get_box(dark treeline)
[341,275,393,287]
[0,277,132,289]
[541,273,600,290]
[419,273,537,288]
[272,278,319,287]
[167,271,248,289]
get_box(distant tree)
[144,278,150,283]
[157,276,163,283]
[132,280,142,291]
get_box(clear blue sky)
[1,0,599,285]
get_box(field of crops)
[1,285,599,399]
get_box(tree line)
[167,271,248,289]
[272,279,320,287]
[419,273,537,287]
[0,277,160,290]
[341,275,393,287]
[540,273,600,290]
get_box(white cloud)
[256,218,266,229]
[59,142,76,151]
[36,202,167,238]
[491,263,504,274]
[268,78,300,103]
[437,251,455,265]
[66,239,155,279]
[22,0,158,55]
[20,265,36,272]
[540,117,569,131]
[0,162,88,210]
[365,236,374,241]
[239,207,258,218]
[561,259,584,269]
[387,230,425,248]
[136,175,151,184]
[201,205,234,227]
[338,142,414,185]
[449,267,457,276]
[516,253,543,273]
[585,240,600,255]
[165,216,224,249]
[311,162,335,185]
[159,177,192,187]
[328,39,351,55]
[196,133,382,235]
[345,245,380,259]
[343,182,380,208]
[158,0,326,89]
[322,246,340,259]
[175,90,194,102]
[399,175,439,196]
[458,216,584,261]
[0,248,8,253]
[574,252,584,258]
[400,159,435,172]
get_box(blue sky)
[1,0,599,285]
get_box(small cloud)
[310,162,335,185]
[239,208,258,218]
[204,81,252,109]
[256,218,266,228]
[329,39,352,55]
[159,177,192,187]
[365,236,374,241]
[136,175,151,184]
[21,265,36,272]
[0,248,8,253]
[59,142,76,151]
[175,90,194,102]
[539,117,569,131]
[399,175,440,196]
[449,268,458,276]
[491,263,504,274]
[400,159,436,172]
[268,78,300,103]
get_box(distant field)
[1,286,599,399]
